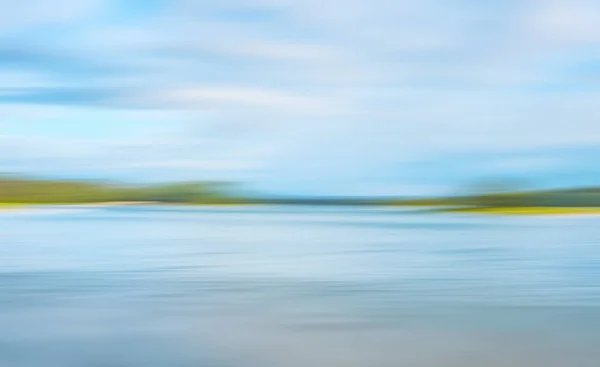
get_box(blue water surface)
[1,206,600,367]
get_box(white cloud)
[127,86,343,115]
[0,71,60,89]
[0,0,103,31]
[113,159,258,171]
[524,0,600,44]
[2,0,600,192]
[484,156,566,173]
[213,41,335,61]
[0,104,73,121]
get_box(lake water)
[1,206,600,367]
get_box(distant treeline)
[1,176,600,207]
[0,177,249,204]
[395,188,600,208]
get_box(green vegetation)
[0,176,251,205]
[0,203,23,210]
[417,185,600,215]
[389,191,600,209]
[1,176,600,215]
[438,207,600,215]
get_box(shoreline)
[3,203,600,216]
[436,207,600,216]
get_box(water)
[1,206,600,367]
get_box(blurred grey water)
[1,206,600,367]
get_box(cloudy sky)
[1,0,599,196]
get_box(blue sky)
[1,0,599,196]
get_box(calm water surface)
[1,206,600,367]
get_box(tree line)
[0,177,248,204]
[1,176,599,207]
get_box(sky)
[1,0,599,196]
